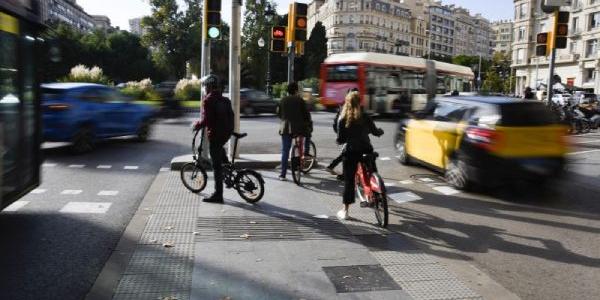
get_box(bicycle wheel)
[180,162,207,193]
[235,169,265,203]
[291,145,302,185]
[372,174,388,228]
[301,141,317,173]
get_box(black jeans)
[209,141,228,196]
[342,152,362,205]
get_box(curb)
[171,154,281,171]
[85,171,168,300]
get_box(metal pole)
[287,41,295,83]
[535,57,539,90]
[266,42,271,95]
[477,54,482,91]
[228,0,242,158]
[200,0,211,161]
[546,48,557,105]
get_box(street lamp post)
[264,3,276,96]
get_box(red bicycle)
[290,135,317,185]
[355,152,388,227]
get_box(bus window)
[327,65,358,82]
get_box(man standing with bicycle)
[277,82,312,181]
[193,74,234,203]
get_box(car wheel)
[243,105,255,116]
[395,133,410,165]
[445,157,470,190]
[136,120,152,142]
[71,126,95,154]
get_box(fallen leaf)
[163,242,174,248]
[358,276,363,280]
[343,275,351,279]
[256,258,263,262]
[192,232,199,235]
[240,234,250,239]
[249,221,257,224]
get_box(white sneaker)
[278,176,287,181]
[336,209,349,220]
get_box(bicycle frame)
[293,136,305,162]
[356,158,383,202]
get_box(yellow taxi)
[394,96,568,189]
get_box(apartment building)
[511,0,600,95]
[492,20,514,55]
[39,0,96,31]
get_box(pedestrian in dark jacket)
[336,91,383,220]
[193,74,234,203]
[277,82,312,181]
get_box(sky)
[77,0,514,32]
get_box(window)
[516,48,525,64]
[590,12,600,29]
[572,17,579,33]
[586,39,598,57]
[519,3,527,19]
[570,41,578,52]
[584,68,596,83]
[517,26,525,41]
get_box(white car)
[551,94,572,105]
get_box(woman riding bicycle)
[336,91,384,220]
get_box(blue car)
[42,83,157,153]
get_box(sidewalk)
[93,167,488,300]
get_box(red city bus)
[319,52,474,114]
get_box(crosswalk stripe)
[97,165,112,169]
[42,163,57,167]
[399,180,414,185]
[68,164,85,168]
[389,192,422,204]
[3,201,30,212]
[60,202,112,214]
[98,191,119,196]
[433,186,460,195]
[31,189,47,194]
[379,157,391,161]
[61,190,82,195]
[124,166,139,170]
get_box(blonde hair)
[341,91,362,128]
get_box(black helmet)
[200,74,219,89]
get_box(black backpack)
[216,96,234,140]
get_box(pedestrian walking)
[193,74,234,203]
[277,82,312,181]
[335,91,383,220]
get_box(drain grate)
[195,215,352,241]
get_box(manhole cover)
[322,264,401,293]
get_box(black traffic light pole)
[287,42,295,83]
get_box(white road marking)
[160,167,170,172]
[567,149,600,156]
[98,190,119,196]
[399,180,414,185]
[384,182,397,187]
[433,186,460,195]
[3,201,29,212]
[97,165,112,169]
[31,189,47,194]
[379,157,391,161]
[418,178,435,183]
[389,192,422,204]
[312,214,329,219]
[68,164,85,168]
[60,202,112,214]
[42,163,57,167]
[61,190,82,195]
[124,166,139,170]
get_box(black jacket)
[336,113,382,154]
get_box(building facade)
[511,0,600,95]
[129,17,145,36]
[307,0,413,56]
[492,20,514,55]
[39,0,96,31]
[92,15,111,30]
[308,0,493,59]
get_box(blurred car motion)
[395,96,568,190]
[240,88,278,115]
[42,83,157,153]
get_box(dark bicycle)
[180,129,265,203]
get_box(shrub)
[272,82,288,99]
[61,64,111,85]
[121,78,161,101]
[174,78,201,101]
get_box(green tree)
[142,0,202,79]
[241,0,277,88]
[304,21,327,78]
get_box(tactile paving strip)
[112,291,190,300]
[130,244,195,259]
[144,216,197,233]
[153,205,201,216]
[140,232,195,245]
[400,279,482,300]
[195,215,352,241]
[124,256,192,274]
[383,264,455,283]
[114,273,190,294]
[371,251,437,266]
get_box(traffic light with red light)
[205,0,221,39]
[271,26,287,52]
[536,32,550,56]
[554,11,569,49]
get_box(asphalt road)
[233,112,600,300]
[1,112,599,300]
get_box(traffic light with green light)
[205,0,221,39]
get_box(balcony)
[557,53,580,62]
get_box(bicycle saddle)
[362,152,379,160]
[233,132,248,139]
